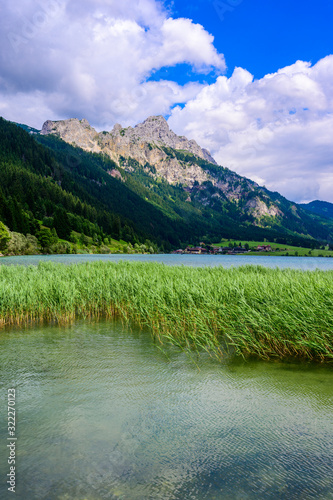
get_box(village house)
[227,246,248,254]
[185,246,208,254]
[220,247,231,253]
[210,246,223,254]
[257,245,272,252]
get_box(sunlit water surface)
[0,320,332,500]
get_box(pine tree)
[53,208,71,240]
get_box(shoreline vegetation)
[0,261,332,362]
[1,219,333,258]
[0,223,159,257]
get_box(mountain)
[41,116,216,186]
[1,115,332,252]
[39,116,333,244]
[0,117,180,249]
[300,200,333,220]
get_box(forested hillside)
[300,200,333,220]
[0,118,179,250]
[39,117,333,246]
[0,117,332,254]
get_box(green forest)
[0,117,332,256]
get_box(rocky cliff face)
[112,115,216,164]
[41,116,282,224]
[41,119,102,154]
[41,116,217,188]
[245,197,283,219]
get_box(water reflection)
[0,320,332,499]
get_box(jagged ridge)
[41,116,218,187]
[40,116,283,221]
[39,116,333,241]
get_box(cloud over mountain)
[0,0,332,203]
[168,56,333,203]
[0,0,225,129]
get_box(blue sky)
[149,0,333,83]
[171,0,333,78]
[0,0,332,203]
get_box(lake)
[1,253,333,270]
[0,320,332,499]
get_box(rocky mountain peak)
[138,115,170,136]
[133,115,178,144]
[37,116,285,225]
[40,115,218,186]
[41,118,93,135]
[79,118,91,128]
[41,118,101,153]
[41,115,217,166]
[109,115,216,165]
[140,115,168,128]
[112,123,123,132]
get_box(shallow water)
[0,320,332,499]
[1,253,333,270]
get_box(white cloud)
[0,0,332,205]
[168,56,333,203]
[159,18,225,72]
[0,0,224,130]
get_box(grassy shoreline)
[0,261,332,362]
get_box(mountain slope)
[1,115,332,250]
[300,200,333,220]
[2,116,267,250]
[0,117,186,249]
[39,116,333,244]
[36,134,265,246]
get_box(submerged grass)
[0,261,332,361]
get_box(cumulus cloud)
[168,56,333,203]
[1,0,332,204]
[0,0,225,130]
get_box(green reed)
[0,261,332,361]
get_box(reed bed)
[0,261,332,361]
